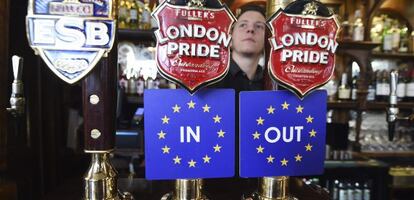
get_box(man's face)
[231,10,266,56]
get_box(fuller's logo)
[26,0,116,84]
[153,1,235,93]
[267,6,340,98]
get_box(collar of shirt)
[229,58,264,81]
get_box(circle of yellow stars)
[252,100,317,167]
[158,99,226,168]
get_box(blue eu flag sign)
[145,89,235,180]
[239,90,327,177]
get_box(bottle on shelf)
[375,70,387,101]
[351,75,358,101]
[141,0,152,30]
[153,77,160,89]
[128,0,140,29]
[324,75,338,101]
[128,78,137,94]
[118,0,129,29]
[119,76,128,92]
[327,179,374,200]
[332,179,339,200]
[398,26,409,52]
[352,10,364,41]
[409,31,414,53]
[370,15,385,51]
[146,78,155,89]
[338,73,351,100]
[354,182,363,200]
[339,181,348,200]
[405,69,414,101]
[347,181,354,200]
[396,67,408,101]
[367,73,376,101]
[363,181,371,200]
[383,70,390,101]
[390,19,401,52]
[382,18,393,52]
[137,77,145,96]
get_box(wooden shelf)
[328,101,358,109]
[328,101,414,110]
[366,101,414,110]
[359,151,414,158]
[325,159,388,168]
[390,185,414,190]
[338,41,380,50]
[126,95,144,104]
[371,51,414,60]
[118,29,155,42]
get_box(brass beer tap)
[161,179,209,200]
[84,153,135,200]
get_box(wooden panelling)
[0,0,9,171]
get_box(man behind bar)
[208,4,330,199]
[212,4,266,92]
[207,4,266,198]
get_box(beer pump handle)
[7,55,25,116]
[389,70,398,106]
[387,70,399,141]
[12,55,24,83]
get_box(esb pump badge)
[153,1,235,93]
[268,2,340,97]
[26,0,116,84]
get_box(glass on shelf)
[370,14,410,53]
[118,0,159,30]
[350,112,414,153]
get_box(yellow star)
[213,115,222,123]
[188,159,196,167]
[173,156,181,164]
[267,105,275,114]
[162,145,170,154]
[202,104,211,112]
[172,104,181,113]
[217,129,225,138]
[256,145,264,153]
[295,154,302,162]
[157,130,166,139]
[306,115,314,123]
[256,117,264,125]
[305,143,313,151]
[309,129,317,137]
[202,155,211,163]
[281,101,290,110]
[296,105,304,113]
[187,100,196,109]
[281,158,288,166]
[252,131,261,140]
[266,155,275,163]
[213,144,222,152]
[161,115,170,124]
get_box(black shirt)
[211,58,264,93]
[209,58,264,179]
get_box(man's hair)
[235,4,266,19]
